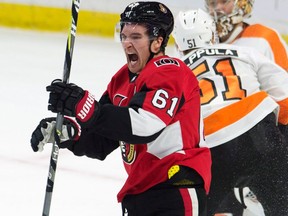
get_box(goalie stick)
[42,0,80,215]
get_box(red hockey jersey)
[78,55,211,202]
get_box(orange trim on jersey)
[241,24,288,71]
[278,98,288,125]
[204,91,268,136]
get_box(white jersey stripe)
[188,188,199,216]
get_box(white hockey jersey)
[182,44,288,148]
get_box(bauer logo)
[154,58,180,67]
[77,92,95,121]
[128,2,139,10]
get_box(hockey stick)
[42,0,80,215]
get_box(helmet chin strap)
[221,25,243,44]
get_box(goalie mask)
[173,9,218,52]
[205,0,254,40]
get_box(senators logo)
[154,58,180,67]
[120,141,136,164]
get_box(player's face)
[206,0,234,17]
[120,23,152,74]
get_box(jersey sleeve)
[252,51,288,124]
[69,129,120,160]
[134,60,184,125]
[235,24,288,71]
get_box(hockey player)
[204,0,288,71]
[204,0,288,214]
[30,2,211,215]
[172,8,288,216]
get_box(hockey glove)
[46,79,99,125]
[30,117,81,152]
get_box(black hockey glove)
[30,117,81,152]
[46,79,99,125]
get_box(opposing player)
[204,0,288,71]
[172,8,288,216]
[30,2,211,215]
[204,0,288,213]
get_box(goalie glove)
[30,117,81,152]
[46,79,99,126]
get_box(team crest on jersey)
[154,58,180,67]
[120,141,136,164]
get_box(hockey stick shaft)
[42,1,80,215]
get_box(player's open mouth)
[128,54,138,65]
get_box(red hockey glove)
[30,117,81,152]
[46,79,99,124]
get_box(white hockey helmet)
[172,8,218,52]
[205,0,254,38]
